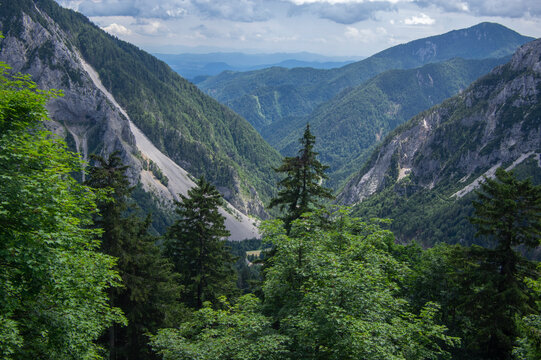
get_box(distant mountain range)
[197,22,534,189]
[2,0,539,247]
[197,22,534,142]
[339,39,541,248]
[154,52,360,80]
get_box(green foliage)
[85,153,183,359]
[149,295,290,360]
[401,172,541,360]
[466,168,541,359]
[261,208,458,359]
[0,61,124,359]
[227,239,264,294]
[269,124,334,232]
[405,241,540,360]
[471,168,541,250]
[513,263,541,359]
[130,183,176,235]
[164,177,237,309]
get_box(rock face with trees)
[341,38,541,247]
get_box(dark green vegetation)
[151,210,460,360]
[269,124,334,232]
[0,0,282,214]
[149,132,539,360]
[1,1,540,358]
[198,22,531,143]
[85,153,183,359]
[1,58,539,359]
[406,169,541,360]
[164,177,238,309]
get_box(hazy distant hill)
[198,22,533,141]
[154,52,358,80]
[339,39,541,248]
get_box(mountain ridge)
[273,56,511,189]
[338,38,541,246]
[154,51,359,80]
[198,22,534,141]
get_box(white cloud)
[404,13,435,25]
[55,0,541,56]
[134,19,169,35]
[289,0,406,4]
[414,0,541,18]
[102,23,132,35]
[288,1,395,24]
[59,0,274,22]
[344,26,387,43]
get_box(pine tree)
[467,168,541,359]
[165,177,237,309]
[269,123,334,232]
[85,153,182,360]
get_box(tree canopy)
[0,61,124,359]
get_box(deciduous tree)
[0,61,124,359]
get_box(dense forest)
[1,58,539,360]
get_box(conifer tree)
[165,177,237,309]
[466,168,541,359]
[269,123,334,232]
[86,153,182,360]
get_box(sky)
[55,0,541,57]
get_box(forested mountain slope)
[0,0,282,234]
[198,22,533,144]
[275,56,509,189]
[339,38,541,247]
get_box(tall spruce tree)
[85,153,182,360]
[269,124,333,232]
[466,168,541,359]
[165,177,237,309]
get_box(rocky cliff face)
[0,3,260,239]
[0,10,140,181]
[339,38,541,205]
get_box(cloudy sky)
[55,0,541,57]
